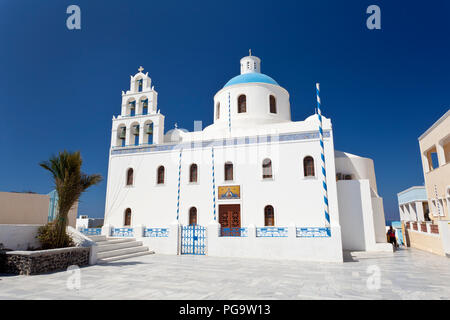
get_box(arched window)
[189,164,198,183]
[137,79,143,92]
[129,100,136,116]
[224,162,233,181]
[157,166,165,184]
[145,122,153,144]
[303,156,315,177]
[126,168,133,186]
[142,98,148,115]
[262,158,272,179]
[189,207,197,225]
[132,124,140,146]
[270,95,277,114]
[238,95,246,113]
[264,205,274,226]
[216,103,220,120]
[118,126,126,147]
[124,208,132,226]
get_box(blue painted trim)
[221,227,248,237]
[256,227,288,237]
[296,227,331,238]
[80,228,101,235]
[144,228,169,237]
[111,228,134,237]
[111,131,331,155]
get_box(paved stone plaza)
[0,248,449,299]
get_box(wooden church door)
[219,204,241,236]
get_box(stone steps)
[97,245,150,260]
[96,238,136,246]
[89,235,107,242]
[97,250,154,264]
[87,234,154,264]
[97,240,143,253]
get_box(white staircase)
[89,235,154,264]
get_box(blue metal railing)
[116,112,149,119]
[256,227,288,237]
[296,227,331,238]
[220,227,248,237]
[144,228,169,237]
[112,142,155,149]
[111,228,134,237]
[81,228,101,235]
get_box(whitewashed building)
[100,54,391,262]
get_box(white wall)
[0,224,42,250]
[207,224,343,262]
[104,133,338,230]
[337,181,368,251]
[337,180,391,252]
[438,220,450,255]
[372,197,387,243]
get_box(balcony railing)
[112,142,155,149]
[144,228,169,237]
[221,227,248,237]
[117,112,151,119]
[256,227,288,237]
[296,227,331,238]
[405,221,439,235]
[111,228,134,237]
[80,228,101,236]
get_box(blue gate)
[181,225,207,255]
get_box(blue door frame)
[181,225,206,255]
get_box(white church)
[102,53,392,262]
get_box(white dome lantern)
[240,50,261,74]
[204,53,292,133]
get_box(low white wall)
[207,224,343,262]
[0,224,42,250]
[140,234,176,255]
[438,220,450,255]
[337,181,369,251]
[372,196,388,243]
[110,223,179,255]
[107,223,343,262]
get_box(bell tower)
[111,66,165,148]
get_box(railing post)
[134,225,144,238]
[101,224,112,237]
[169,222,181,255]
[248,224,256,239]
[207,221,220,256]
[288,223,297,239]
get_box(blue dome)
[224,73,279,88]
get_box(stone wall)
[404,228,445,256]
[0,247,90,275]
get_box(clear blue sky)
[1,0,449,221]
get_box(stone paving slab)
[0,248,449,299]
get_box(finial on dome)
[138,66,144,72]
[174,123,178,129]
[249,49,252,56]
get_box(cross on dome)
[138,66,144,72]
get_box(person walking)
[387,226,398,251]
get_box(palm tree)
[40,150,102,248]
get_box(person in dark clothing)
[387,226,398,250]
